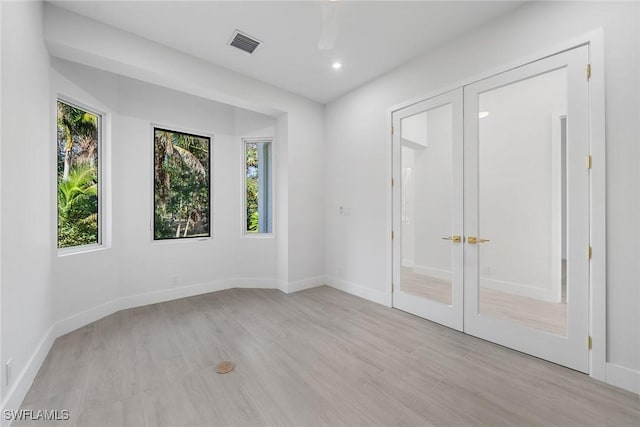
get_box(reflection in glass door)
[476,68,568,336]
[464,45,590,372]
[392,89,463,331]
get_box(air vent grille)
[229,30,261,54]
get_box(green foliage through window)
[245,140,272,233]
[246,143,259,232]
[57,100,100,248]
[154,128,210,240]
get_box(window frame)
[242,137,274,237]
[152,125,213,242]
[56,96,105,255]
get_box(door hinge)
[391,283,394,292]
[391,231,394,240]
[587,155,592,169]
[391,126,394,135]
[588,336,592,350]
[588,246,592,259]
[391,178,394,187]
[586,64,591,80]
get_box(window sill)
[153,236,212,244]
[242,233,275,239]
[57,244,108,257]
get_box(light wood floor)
[401,267,567,335]
[16,286,640,427]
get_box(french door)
[392,45,590,372]
[392,89,464,331]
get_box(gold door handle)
[467,236,490,244]
[441,235,462,243]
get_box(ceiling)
[49,1,524,104]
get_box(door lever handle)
[441,235,462,243]
[467,236,490,244]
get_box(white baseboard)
[231,278,278,289]
[282,275,325,294]
[276,279,288,293]
[119,279,236,311]
[606,363,640,394]
[480,277,558,303]
[412,265,452,281]
[324,275,391,307]
[1,326,55,427]
[402,259,414,268]
[404,265,558,303]
[56,298,121,337]
[57,279,236,337]
[58,277,282,337]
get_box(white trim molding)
[479,278,559,303]
[606,363,640,395]
[586,28,607,383]
[281,276,325,294]
[0,327,56,427]
[325,275,392,307]
[411,266,451,282]
[56,275,322,336]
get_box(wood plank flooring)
[15,286,640,427]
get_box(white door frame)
[386,29,605,380]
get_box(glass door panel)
[477,68,568,336]
[401,104,453,305]
[393,89,463,331]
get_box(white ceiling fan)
[318,1,339,50]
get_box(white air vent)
[229,30,261,54]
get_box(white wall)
[0,0,54,415]
[325,1,639,377]
[43,3,325,293]
[0,0,3,406]
[637,1,640,394]
[50,60,119,330]
[51,58,278,327]
[0,0,3,404]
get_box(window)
[244,139,272,234]
[57,100,101,249]
[154,128,210,240]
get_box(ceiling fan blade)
[318,2,338,51]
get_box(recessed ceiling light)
[478,111,490,119]
[332,61,342,70]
